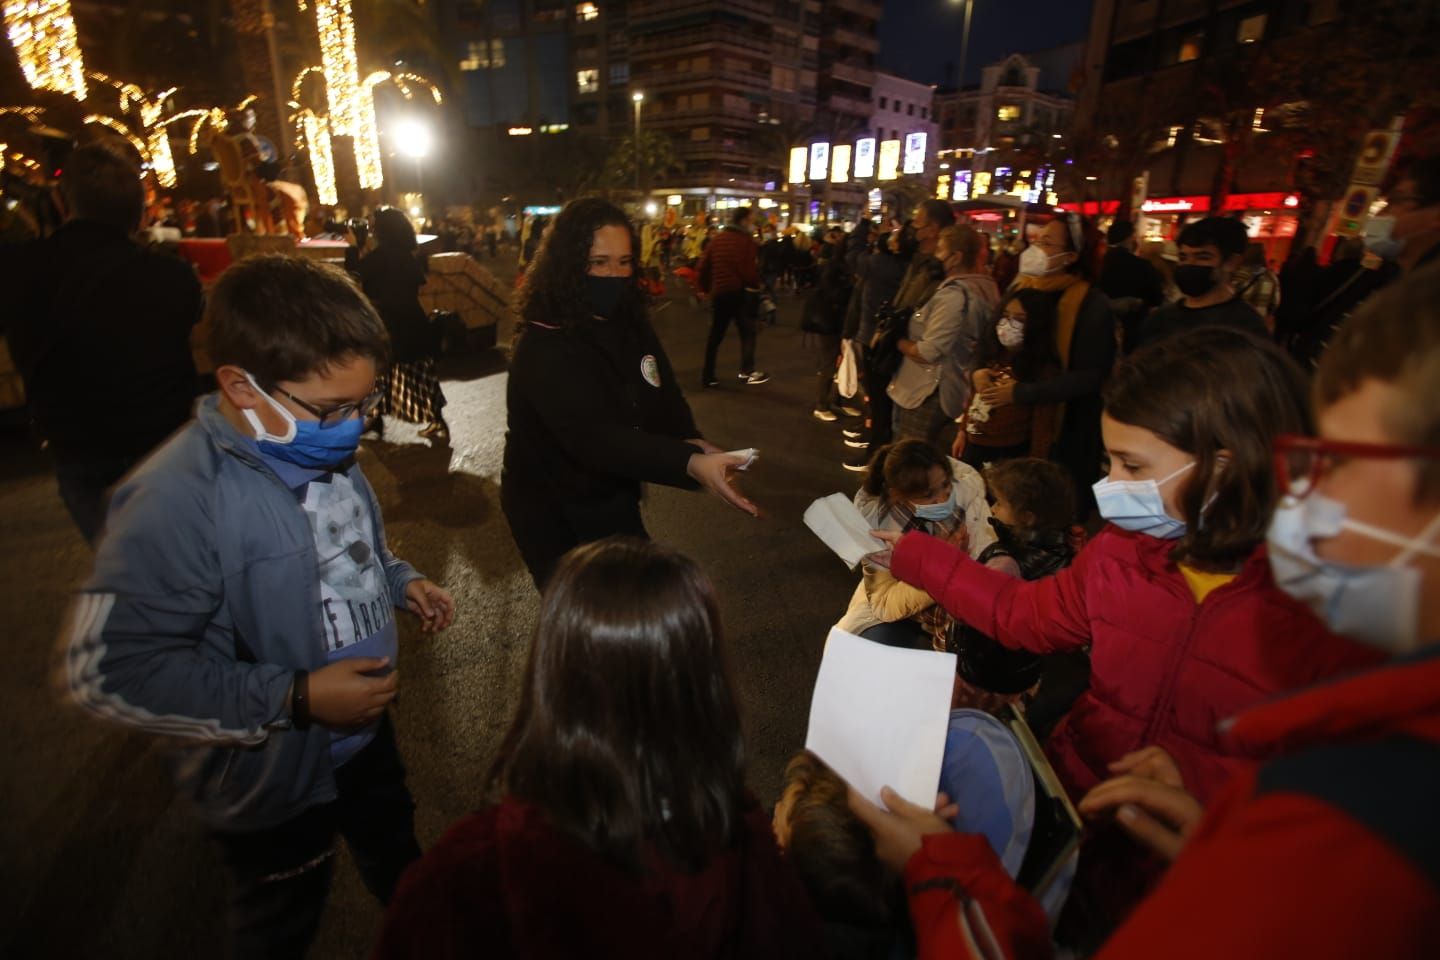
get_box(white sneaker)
[744,371,770,385]
[812,407,838,422]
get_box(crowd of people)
[4,133,1440,959]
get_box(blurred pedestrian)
[358,208,449,440]
[2,143,201,543]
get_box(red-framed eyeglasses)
[1273,434,1440,500]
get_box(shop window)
[996,104,1021,122]
[576,69,599,94]
[1178,32,1204,63]
[576,2,599,21]
[1237,14,1265,44]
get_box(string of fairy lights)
[2,0,441,203]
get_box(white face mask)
[1019,244,1066,277]
[997,316,1025,349]
[1093,462,1194,540]
[1363,215,1405,260]
[1267,490,1440,652]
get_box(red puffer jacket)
[891,527,1382,803]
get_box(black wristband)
[291,670,311,730]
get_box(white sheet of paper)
[804,493,882,567]
[726,448,758,470]
[805,627,957,807]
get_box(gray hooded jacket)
[62,394,423,830]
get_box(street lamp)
[632,91,645,200]
[394,118,432,218]
[949,0,976,89]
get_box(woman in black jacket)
[502,198,760,588]
[359,208,448,439]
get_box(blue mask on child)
[242,372,365,469]
[913,488,957,522]
[1092,462,1193,540]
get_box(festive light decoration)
[4,0,87,99]
[312,0,384,188]
[301,110,337,205]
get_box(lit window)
[460,38,505,71]
[1237,14,1266,43]
[996,105,1021,122]
[576,2,599,21]
[576,69,599,94]
[1178,33,1204,62]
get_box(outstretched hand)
[687,451,760,517]
[863,528,903,569]
[404,579,455,633]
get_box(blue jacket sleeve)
[62,472,292,746]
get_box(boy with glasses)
[63,255,455,958]
[848,262,1440,959]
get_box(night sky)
[878,0,1095,88]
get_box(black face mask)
[1174,263,1219,298]
[584,275,628,319]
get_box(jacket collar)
[1222,643,1440,753]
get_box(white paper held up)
[805,627,956,807]
[804,493,883,568]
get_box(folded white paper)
[726,448,758,470]
[805,627,957,806]
[804,493,882,567]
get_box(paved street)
[0,278,870,958]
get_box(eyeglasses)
[270,384,384,428]
[1273,434,1440,500]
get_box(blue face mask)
[1092,462,1194,540]
[242,372,365,469]
[913,487,957,522]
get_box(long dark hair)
[372,206,418,252]
[487,537,748,873]
[519,197,643,331]
[1103,327,1312,570]
[973,288,1061,382]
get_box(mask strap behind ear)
[241,372,297,444]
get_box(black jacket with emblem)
[501,310,703,585]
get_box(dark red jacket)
[892,527,1381,804]
[902,645,1440,960]
[698,227,760,296]
[373,796,823,959]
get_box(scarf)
[1010,272,1092,369]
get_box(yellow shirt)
[1179,564,1237,604]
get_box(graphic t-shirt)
[254,447,397,767]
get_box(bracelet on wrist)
[291,669,311,730]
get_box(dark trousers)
[813,333,841,408]
[211,715,420,960]
[502,480,648,591]
[703,290,757,380]
[55,456,140,545]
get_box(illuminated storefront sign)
[830,144,852,183]
[788,147,808,184]
[878,139,900,180]
[903,132,927,175]
[954,170,972,201]
[936,174,951,199]
[809,141,830,181]
[854,137,876,178]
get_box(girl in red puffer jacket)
[873,327,1381,936]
